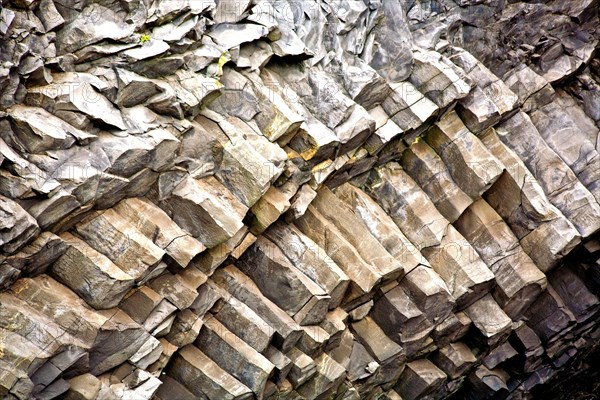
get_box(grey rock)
[74,209,165,281]
[496,112,600,238]
[395,359,447,400]
[237,236,329,322]
[56,4,136,55]
[50,232,134,309]
[455,199,547,319]
[160,175,247,248]
[168,344,253,400]
[195,316,274,395]
[208,23,269,49]
[361,0,414,82]
[480,127,581,272]
[211,265,303,352]
[264,221,349,310]
[6,105,84,154]
[0,195,39,254]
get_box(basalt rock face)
[0,0,599,399]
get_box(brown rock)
[237,236,330,324]
[432,342,477,379]
[195,316,274,395]
[455,199,547,319]
[113,197,205,268]
[50,232,134,309]
[160,175,248,248]
[168,345,253,400]
[211,265,303,352]
[464,294,512,347]
[74,209,165,282]
[264,222,349,310]
[395,359,447,400]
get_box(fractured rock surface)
[0,1,599,399]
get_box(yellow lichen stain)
[299,146,318,161]
[11,279,28,296]
[312,159,333,173]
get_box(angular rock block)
[297,325,331,357]
[2,1,600,398]
[248,186,291,234]
[217,140,281,207]
[466,366,510,399]
[451,50,518,132]
[370,285,433,357]
[432,312,472,348]
[113,197,205,268]
[382,82,435,132]
[530,93,600,203]
[50,232,134,309]
[401,265,455,323]
[409,49,471,109]
[455,199,547,319]
[311,188,404,281]
[9,276,151,375]
[481,128,581,272]
[365,106,403,155]
[286,347,317,387]
[5,105,82,154]
[524,285,576,343]
[264,222,349,310]
[64,373,102,400]
[333,183,422,275]
[508,325,544,373]
[237,236,330,325]
[74,209,165,282]
[420,225,495,309]
[119,286,162,325]
[294,204,382,294]
[425,111,503,199]
[364,164,448,251]
[1,232,66,291]
[327,329,378,383]
[191,226,249,275]
[160,175,248,248]
[264,346,292,385]
[154,375,197,400]
[483,341,518,370]
[211,265,303,352]
[432,342,477,379]
[549,267,599,323]
[195,316,274,395]
[147,272,199,310]
[0,195,40,255]
[503,64,555,112]
[212,290,274,353]
[164,309,203,348]
[395,359,447,400]
[401,139,472,222]
[296,353,346,399]
[168,345,253,400]
[464,295,512,347]
[351,317,406,386]
[496,112,600,238]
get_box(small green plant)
[139,33,151,44]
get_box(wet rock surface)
[0,1,599,399]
